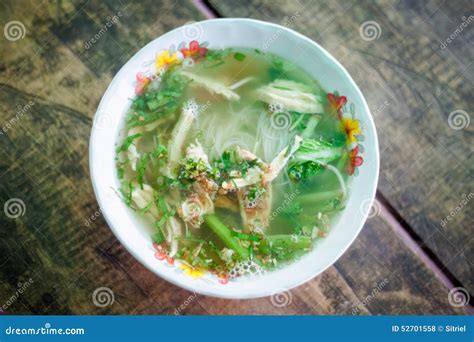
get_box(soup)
[115,41,363,280]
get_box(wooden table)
[0,0,472,315]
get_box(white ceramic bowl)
[90,18,379,299]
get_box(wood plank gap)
[192,0,220,19]
[376,191,474,312]
[191,0,473,314]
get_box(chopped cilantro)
[127,72,189,128]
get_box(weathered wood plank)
[0,0,469,315]
[0,0,207,315]
[210,0,474,297]
[0,83,463,315]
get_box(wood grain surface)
[0,0,471,315]
[209,0,474,295]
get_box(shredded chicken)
[186,140,211,168]
[265,135,303,183]
[222,166,264,191]
[131,183,182,255]
[177,141,217,228]
[179,70,240,101]
[256,79,323,113]
[229,136,302,232]
[126,119,171,170]
[167,99,199,176]
[166,216,182,257]
[131,183,159,218]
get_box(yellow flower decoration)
[155,50,181,71]
[179,263,204,279]
[342,117,361,144]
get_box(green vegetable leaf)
[288,138,341,181]
[231,231,261,242]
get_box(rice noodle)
[196,104,258,160]
[167,99,199,176]
[256,112,293,163]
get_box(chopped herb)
[152,144,167,159]
[116,133,142,153]
[157,197,168,214]
[139,202,153,215]
[234,52,246,61]
[212,150,262,186]
[127,72,189,128]
[119,181,134,207]
[155,216,167,228]
[176,155,215,189]
[152,230,165,244]
[117,167,125,180]
[246,185,266,202]
[136,153,150,189]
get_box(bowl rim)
[89,17,380,299]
